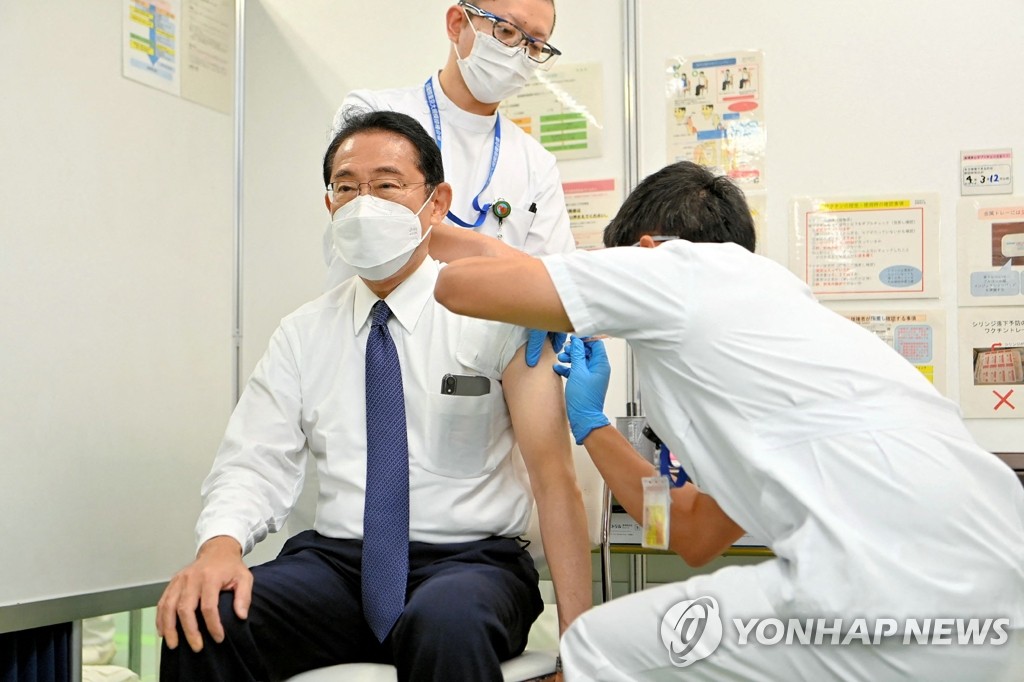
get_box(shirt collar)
[353,257,438,336]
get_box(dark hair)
[322,109,444,191]
[603,161,756,252]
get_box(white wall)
[637,0,1024,451]
[0,2,235,609]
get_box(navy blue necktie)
[361,300,410,642]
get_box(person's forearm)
[579,425,656,522]
[672,489,745,564]
[434,256,571,331]
[534,480,593,634]
[581,425,743,566]
[427,222,526,263]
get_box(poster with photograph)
[956,197,1024,307]
[666,51,765,187]
[790,194,940,299]
[957,307,1024,418]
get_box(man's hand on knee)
[156,535,252,653]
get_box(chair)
[284,441,610,682]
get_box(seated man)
[156,110,591,682]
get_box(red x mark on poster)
[993,389,1016,411]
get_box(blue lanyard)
[424,78,501,229]
[660,444,689,488]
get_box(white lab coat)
[544,241,1024,680]
[324,74,576,289]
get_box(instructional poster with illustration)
[666,51,765,187]
[500,62,603,161]
[840,311,947,394]
[956,197,1024,307]
[790,194,940,299]
[562,179,618,250]
[957,307,1024,418]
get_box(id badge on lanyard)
[640,438,689,550]
[424,78,502,230]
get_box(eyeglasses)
[459,1,561,67]
[631,235,680,247]
[327,178,429,205]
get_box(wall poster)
[840,311,947,394]
[501,62,603,161]
[957,307,1024,419]
[666,51,765,187]
[957,197,1024,307]
[790,194,940,300]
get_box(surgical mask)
[456,31,537,104]
[331,192,434,281]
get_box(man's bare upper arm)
[502,343,573,483]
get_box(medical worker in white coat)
[435,160,1024,681]
[325,0,574,296]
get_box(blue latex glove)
[553,337,611,444]
[525,329,568,367]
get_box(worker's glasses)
[327,178,429,205]
[459,1,561,68]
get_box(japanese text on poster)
[562,179,618,251]
[961,148,1013,196]
[124,0,181,95]
[957,308,1024,418]
[956,197,1024,307]
[841,311,947,393]
[123,0,234,113]
[790,194,939,299]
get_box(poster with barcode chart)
[500,62,603,161]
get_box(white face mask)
[331,192,435,281]
[456,30,537,104]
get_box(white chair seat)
[286,649,556,682]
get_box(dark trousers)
[160,530,544,682]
